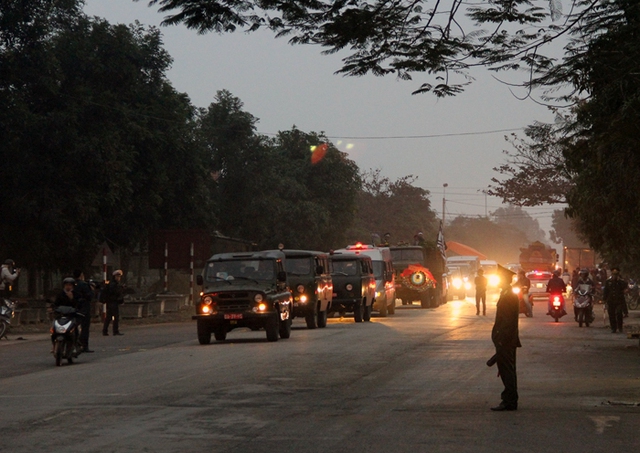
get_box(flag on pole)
[436,221,447,262]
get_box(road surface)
[1,295,639,452]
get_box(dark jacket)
[54,290,77,309]
[73,280,94,314]
[102,280,124,305]
[492,288,521,349]
[546,276,566,294]
[603,277,627,306]
[475,276,488,293]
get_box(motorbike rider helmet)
[580,268,589,276]
[4,259,14,266]
[553,269,561,277]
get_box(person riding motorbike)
[52,278,81,355]
[546,270,567,315]
[573,268,595,323]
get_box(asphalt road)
[1,295,639,453]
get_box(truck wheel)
[379,299,388,317]
[279,318,292,339]
[354,302,363,323]
[420,293,430,309]
[213,327,227,341]
[266,316,279,342]
[364,302,372,322]
[317,308,328,328]
[197,319,212,345]
[305,306,318,329]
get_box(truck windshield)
[285,257,312,276]
[332,260,358,276]
[390,249,424,262]
[205,259,276,282]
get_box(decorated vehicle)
[194,251,293,343]
[390,246,445,308]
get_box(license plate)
[224,313,243,320]
[537,283,543,288]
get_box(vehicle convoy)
[329,252,375,322]
[194,251,293,343]
[335,244,396,317]
[51,306,83,366]
[390,246,446,308]
[279,249,333,329]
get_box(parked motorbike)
[573,284,594,327]
[513,286,532,317]
[548,292,567,322]
[51,306,83,366]
[0,299,17,339]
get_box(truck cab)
[194,251,293,343]
[329,253,375,322]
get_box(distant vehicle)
[447,256,480,279]
[390,246,446,308]
[480,260,501,288]
[447,265,470,300]
[329,252,376,322]
[526,270,554,304]
[194,251,293,343]
[335,243,396,317]
[519,241,557,273]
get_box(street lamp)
[442,183,448,226]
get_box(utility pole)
[442,183,448,226]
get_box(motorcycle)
[513,286,532,317]
[573,284,595,327]
[548,292,567,322]
[51,306,83,366]
[0,299,17,339]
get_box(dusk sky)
[84,0,565,239]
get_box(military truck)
[389,246,446,308]
[194,251,293,343]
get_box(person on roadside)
[0,259,20,298]
[73,269,95,352]
[490,265,521,411]
[603,267,627,333]
[102,270,125,336]
[546,270,567,315]
[474,269,488,316]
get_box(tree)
[549,210,585,248]
[347,169,438,245]
[140,0,579,96]
[492,206,545,243]
[0,4,215,277]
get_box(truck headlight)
[254,294,263,303]
[203,296,213,305]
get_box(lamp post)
[442,183,448,226]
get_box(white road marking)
[589,415,620,434]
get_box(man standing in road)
[102,270,125,336]
[73,270,95,352]
[603,267,627,333]
[474,269,488,316]
[490,265,521,411]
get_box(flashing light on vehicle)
[346,283,353,291]
[488,275,501,287]
[452,277,463,289]
[299,295,308,303]
[296,284,305,294]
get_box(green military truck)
[389,246,446,308]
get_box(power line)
[259,127,524,140]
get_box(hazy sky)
[83,0,563,238]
